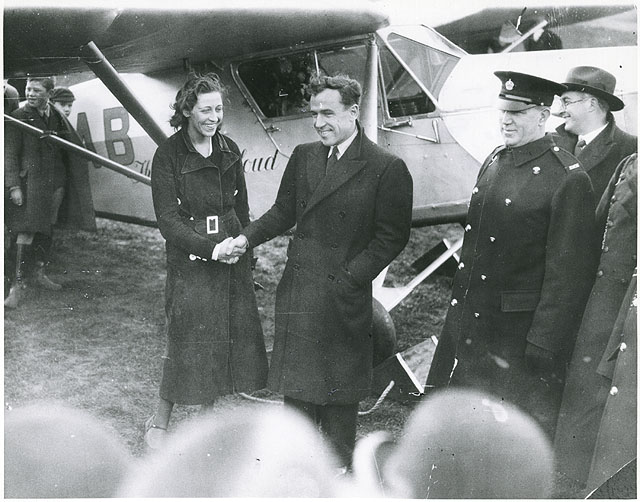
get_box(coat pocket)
[501,290,540,312]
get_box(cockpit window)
[237,43,368,119]
[387,33,459,100]
[380,32,460,118]
[380,45,435,117]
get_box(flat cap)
[50,87,75,103]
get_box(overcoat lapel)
[579,124,615,173]
[303,133,367,216]
[306,144,330,193]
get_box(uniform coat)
[4,103,96,234]
[588,272,637,495]
[426,135,598,435]
[151,129,268,405]
[554,121,637,202]
[554,153,637,487]
[243,126,413,405]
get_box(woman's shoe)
[143,415,167,450]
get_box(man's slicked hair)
[307,74,362,108]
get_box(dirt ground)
[5,219,622,498]
[3,220,458,454]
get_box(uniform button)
[489,236,496,242]
[189,254,197,261]
[596,270,604,277]
[458,262,465,270]
[465,224,472,232]
[331,243,338,249]
[300,200,307,208]
[620,342,627,352]
[532,166,541,175]
[505,198,512,206]
[481,274,487,281]
[609,386,619,396]
[465,338,472,345]
[451,298,458,306]
[553,146,560,152]
[339,211,346,218]
[472,187,479,194]
[189,216,194,221]
[474,312,480,318]
[611,195,616,202]
[293,264,300,270]
[603,246,609,253]
[327,274,335,281]
[297,232,305,239]
[177,197,182,205]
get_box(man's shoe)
[33,268,62,291]
[4,283,25,309]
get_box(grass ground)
[4,219,459,458]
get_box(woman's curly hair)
[169,72,227,130]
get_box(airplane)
[3,1,637,328]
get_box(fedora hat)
[563,66,624,111]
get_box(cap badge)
[505,79,515,91]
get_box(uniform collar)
[508,135,555,166]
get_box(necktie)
[325,148,339,177]
[574,139,587,156]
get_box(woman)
[144,73,267,448]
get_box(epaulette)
[478,145,507,179]
[549,142,583,173]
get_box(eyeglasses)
[559,97,589,109]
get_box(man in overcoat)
[554,66,637,202]
[554,153,637,492]
[4,76,95,308]
[426,71,598,437]
[227,74,413,468]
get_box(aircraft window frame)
[377,31,460,121]
[231,37,370,123]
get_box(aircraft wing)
[434,3,635,53]
[4,3,389,77]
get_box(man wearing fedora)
[554,66,636,202]
[425,71,598,439]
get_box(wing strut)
[361,35,379,144]
[4,114,150,186]
[80,41,168,146]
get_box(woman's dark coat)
[151,129,267,405]
[426,136,598,436]
[554,153,637,486]
[243,128,413,405]
[5,103,96,234]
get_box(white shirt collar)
[329,127,358,160]
[579,122,608,146]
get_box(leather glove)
[524,343,557,372]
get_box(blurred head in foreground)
[118,403,346,497]
[354,389,554,498]
[4,402,131,498]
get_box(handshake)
[213,235,249,264]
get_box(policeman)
[426,71,599,437]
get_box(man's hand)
[9,187,23,206]
[524,343,557,372]
[223,235,249,258]
[212,235,248,264]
